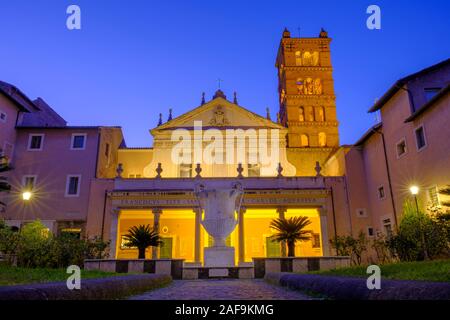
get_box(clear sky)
[1,0,449,147]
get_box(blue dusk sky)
[1,0,449,147]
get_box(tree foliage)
[330,231,368,265]
[269,216,312,257]
[123,224,162,259]
[0,219,110,268]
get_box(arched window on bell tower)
[295,51,302,66]
[300,134,309,147]
[299,107,305,121]
[317,106,325,122]
[318,132,327,147]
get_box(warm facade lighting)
[409,185,419,195]
[22,191,32,201]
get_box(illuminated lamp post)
[409,185,429,260]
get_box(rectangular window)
[2,142,14,163]
[415,126,427,150]
[367,227,374,237]
[424,88,441,102]
[383,218,392,237]
[0,111,6,123]
[65,175,81,197]
[247,163,260,177]
[22,175,36,191]
[396,139,407,158]
[312,233,321,248]
[179,163,192,178]
[105,143,110,157]
[378,186,385,199]
[428,186,440,207]
[28,134,44,151]
[128,174,142,178]
[60,228,81,239]
[71,133,86,150]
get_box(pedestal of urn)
[202,217,237,267]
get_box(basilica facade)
[1,29,449,265]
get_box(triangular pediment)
[151,97,284,135]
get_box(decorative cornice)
[282,66,332,72]
[287,121,339,127]
[287,147,335,153]
[108,188,329,208]
[286,94,336,100]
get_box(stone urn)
[195,182,243,267]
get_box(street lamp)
[409,185,429,260]
[22,191,32,201]
[21,191,32,230]
[409,185,419,213]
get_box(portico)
[107,176,332,265]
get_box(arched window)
[300,134,309,147]
[295,51,302,66]
[299,107,305,122]
[303,51,312,66]
[313,78,322,95]
[307,107,314,122]
[318,132,327,147]
[296,78,304,94]
[312,51,319,66]
[317,106,325,122]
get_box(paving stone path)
[129,279,314,300]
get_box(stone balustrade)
[252,256,351,278]
[84,259,184,279]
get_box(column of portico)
[276,207,287,257]
[238,206,247,265]
[193,207,202,264]
[109,208,120,259]
[152,208,162,259]
[319,206,330,256]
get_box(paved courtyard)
[129,279,314,300]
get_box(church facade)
[1,29,449,265]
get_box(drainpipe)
[100,189,108,241]
[372,128,398,230]
[330,185,338,239]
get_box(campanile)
[276,28,339,150]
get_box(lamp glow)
[409,186,419,195]
[22,191,32,201]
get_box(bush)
[0,220,20,264]
[385,200,449,261]
[0,219,110,269]
[330,231,368,265]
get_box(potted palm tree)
[123,224,162,259]
[270,216,312,257]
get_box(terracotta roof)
[368,58,450,113]
[404,84,450,123]
[0,80,37,112]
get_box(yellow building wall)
[116,207,323,262]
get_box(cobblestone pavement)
[129,279,314,300]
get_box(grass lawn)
[309,259,450,282]
[0,264,122,286]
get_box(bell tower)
[276,28,339,149]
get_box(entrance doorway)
[160,237,173,258]
[265,235,281,257]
